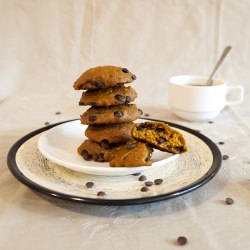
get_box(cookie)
[73,66,136,90]
[131,122,188,154]
[77,139,122,162]
[85,122,134,144]
[79,86,137,106]
[109,141,153,167]
[81,104,142,125]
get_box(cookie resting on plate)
[131,122,188,154]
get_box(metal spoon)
[206,46,232,86]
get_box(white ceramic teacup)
[168,75,244,121]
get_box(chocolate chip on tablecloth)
[138,175,147,181]
[177,236,188,245]
[141,187,149,192]
[218,141,225,145]
[132,172,141,176]
[145,181,154,187]
[86,182,94,188]
[223,155,229,160]
[226,197,234,205]
[154,179,163,185]
[97,191,106,197]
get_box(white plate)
[37,120,179,176]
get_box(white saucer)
[37,120,179,176]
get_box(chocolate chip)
[138,109,143,115]
[132,172,141,176]
[137,124,147,131]
[122,68,129,73]
[86,182,94,188]
[88,115,97,122]
[82,150,92,161]
[92,153,99,161]
[226,197,234,205]
[156,127,165,132]
[114,111,124,117]
[101,140,110,149]
[127,142,137,150]
[223,155,229,160]
[144,113,150,117]
[132,75,137,80]
[44,122,50,126]
[219,141,225,145]
[175,146,184,152]
[89,102,98,106]
[98,153,105,162]
[55,111,61,115]
[154,179,163,185]
[97,191,106,197]
[139,175,147,181]
[208,121,214,124]
[157,137,167,144]
[177,236,187,245]
[125,96,131,104]
[141,187,149,192]
[94,81,103,89]
[114,94,126,102]
[145,181,153,187]
[145,156,151,162]
[79,101,84,106]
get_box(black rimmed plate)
[7,118,222,205]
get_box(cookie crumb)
[218,141,225,145]
[225,197,234,205]
[44,122,50,126]
[177,236,187,245]
[55,111,61,115]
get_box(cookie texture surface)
[73,66,136,90]
[131,122,188,154]
[77,139,122,162]
[81,104,142,125]
[79,86,137,106]
[85,122,134,144]
[109,141,153,167]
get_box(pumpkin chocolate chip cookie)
[79,86,137,106]
[85,122,134,144]
[131,122,187,154]
[77,139,122,162]
[80,104,142,125]
[73,66,136,90]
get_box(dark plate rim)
[7,118,222,206]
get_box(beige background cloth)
[0,0,250,249]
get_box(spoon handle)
[206,46,232,86]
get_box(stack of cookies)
[73,66,153,167]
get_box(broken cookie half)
[131,122,188,154]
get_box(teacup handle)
[225,85,244,105]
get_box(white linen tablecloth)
[0,1,250,249]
